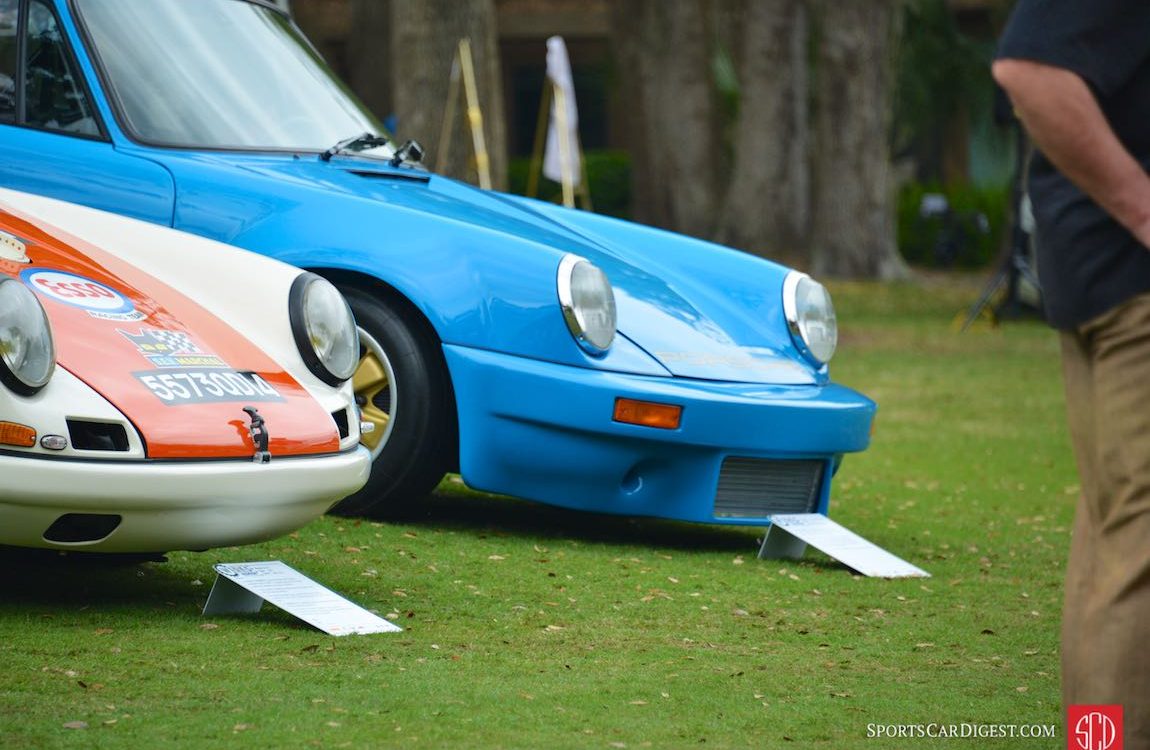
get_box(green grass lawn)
[0,275,1073,749]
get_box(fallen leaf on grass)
[62,721,88,730]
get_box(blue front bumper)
[444,345,876,526]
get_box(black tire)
[329,288,456,517]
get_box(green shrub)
[507,149,632,219]
[898,181,1011,269]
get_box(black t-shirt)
[997,0,1150,329]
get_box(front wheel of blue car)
[329,289,456,517]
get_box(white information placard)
[202,561,402,635]
[759,514,930,578]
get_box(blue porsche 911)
[0,0,875,524]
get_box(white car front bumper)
[0,446,371,553]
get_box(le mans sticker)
[20,269,146,321]
[118,327,228,369]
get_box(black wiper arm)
[389,139,425,168]
[320,132,389,162]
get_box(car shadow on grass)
[393,478,810,558]
[402,488,852,574]
[0,545,202,606]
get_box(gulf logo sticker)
[20,269,145,321]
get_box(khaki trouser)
[1061,292,1150,749]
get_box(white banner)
[543,36,581,188]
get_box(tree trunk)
[714,0,810,264]
[346,0,392,124]
[388,0,507,190]
[810,0,908,279]
[610,0,721,239]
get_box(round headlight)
[782,272,837,365]
[557,254,616,355]
[0,277,55,395]
[289,274,359,386]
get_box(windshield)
[73,0,392,156]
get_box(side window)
[24,0,97,135]
[0,0,15,123]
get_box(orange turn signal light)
[0,421,36,448]
[613,398,682,430]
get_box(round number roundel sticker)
[20,269,135,314]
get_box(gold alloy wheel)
[352,327,395,457]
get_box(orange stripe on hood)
[0,207,340,459]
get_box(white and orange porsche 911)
[0,188,371,553]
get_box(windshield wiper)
[389,140,425,168]
[320,132,389,161]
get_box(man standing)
[994,1,1150,745]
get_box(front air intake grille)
[714,457,825,519]
[67,420,129,452]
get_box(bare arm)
[992,58,1150,248]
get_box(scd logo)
[1069,705,1123,750]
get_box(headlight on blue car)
[0,277,55,395]
[557,254,616,355]
[783,271,837,366]
[289,273,359,386]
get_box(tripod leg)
[959,265,1009,332]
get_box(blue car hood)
[231,156,816,386]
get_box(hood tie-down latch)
[243,406,271,464]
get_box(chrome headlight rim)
[288,273,360,387]
[557,254,617,356]
[0,277,56,396]
[782,271,837,366]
